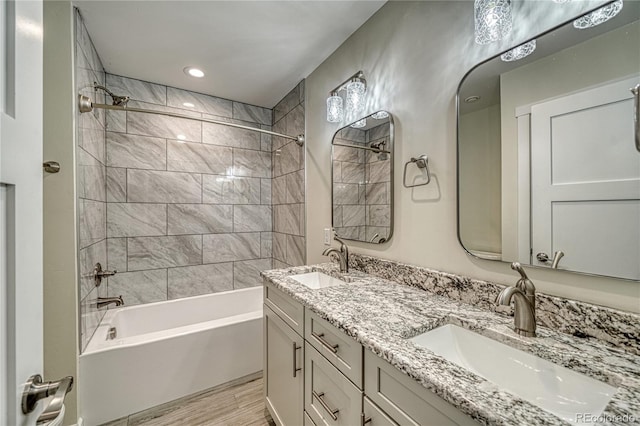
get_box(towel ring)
[403,155,431,188]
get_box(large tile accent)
[127,169,202,203]
[127,235,202,271]
[168,263,234,299]
[100,73,278,310]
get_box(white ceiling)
[74,1,386,108]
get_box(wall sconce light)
[326,71,367,123]
[474,0,513,45]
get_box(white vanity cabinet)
[263,279,476,426]
[263,283,304,426]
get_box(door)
[1,0,45,424]
[531,76,640,279]
[264,305,304,426]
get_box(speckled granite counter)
[261,262,640,426]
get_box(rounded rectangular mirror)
[457,1,640,280]
[332,111,394,244]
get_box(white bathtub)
[79,287,263,426]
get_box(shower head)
[93,83,130,107]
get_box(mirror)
[457,1,640,280]
[332,111,394,244]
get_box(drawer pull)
[292,343,302,377]
[312,331,339,354]
[313,391,339,421]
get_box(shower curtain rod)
[78,94,305,146]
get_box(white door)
[531,76,640,279]
[1,0,48,424]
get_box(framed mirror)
[332,111,394,244]
[457,0,640,280]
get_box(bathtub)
[79,286,263,426]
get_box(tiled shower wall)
[75,10,108,351]
[103,74,274,305]
[272,82,306,268]
[75,11,306,351]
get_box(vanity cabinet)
[263,279,476,426]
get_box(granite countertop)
[261,263,640,426]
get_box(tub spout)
[96,296,124,309]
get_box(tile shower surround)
[271,81,306,269]
[75,10,306,350]
[103,73,275,307]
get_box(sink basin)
[289,272,346,289]
[410,324,616,423]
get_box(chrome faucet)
[322,233,350,272]
[496,262,536,337]
[96,296,124,309]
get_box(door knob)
[22,374,73,425]
[536,251,564,269]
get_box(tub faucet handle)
[93,262,117,287]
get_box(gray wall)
[102,74,274,305]
[306,0,640,313]
[272,82,306,268]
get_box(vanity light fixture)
[326,71,366,123]
[501,39,536,62]
[326,92,344,123]
[372,111,389,119]
[573,0,623,29]
[183,66,205,78]
[350,118,366,128]
[474,0,513,45]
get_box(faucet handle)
[511,262,528,280]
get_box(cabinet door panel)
[305,343,362,426]
[264,305,304,426]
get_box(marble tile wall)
[103,73,274,307]
[272,81,306,268]
[75,10,108,351]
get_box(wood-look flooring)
[101,375,274,426]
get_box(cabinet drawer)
[363,397,397,426]
[264,280,304,336]
[364,350,476,426]
[305,343,362,426]
[305,308,363,388]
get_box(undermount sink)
[289,272,346,289]
[410,324,616,424]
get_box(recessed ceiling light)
[464,95,481,103]
[184,67,205,78]
[183,102,195,108]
